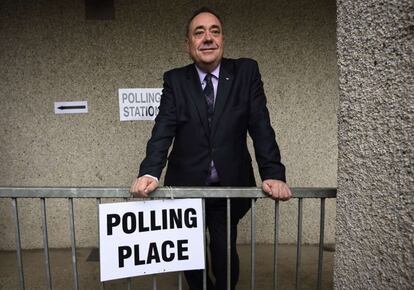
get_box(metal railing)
[0,187,336,290]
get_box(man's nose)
[203,31,212,41]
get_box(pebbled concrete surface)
[335,0,413,288]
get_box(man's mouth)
[200,47,217,51]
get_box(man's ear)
[185,38,190,53]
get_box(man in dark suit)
[130,7,291,290]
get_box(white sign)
[54,101,88,114]
[99,199,205,281]
[119,88,162,121]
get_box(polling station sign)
[119,88,162,121]
[99,199,205,281]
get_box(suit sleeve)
[247,60,286,182]
[138,72,176,179]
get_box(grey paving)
[0,245,333,290]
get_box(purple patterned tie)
[203,73,219,183]
[204,73,214,126]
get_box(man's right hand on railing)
[262,179,292,201]
[130,176,159,197]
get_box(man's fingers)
[262,179,292,201]
[262,181,272,195]
[130,177,158,198]
[130,179,141,195]
[285,186,292,200]
[278,184,292,201]
[145,179,158,193]
[137,179,149,193]
[130,177,148,197]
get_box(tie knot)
[204,73,212,82]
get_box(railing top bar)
[0,187,336,199]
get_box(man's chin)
[200,56,221,65]
[193,56,222,71]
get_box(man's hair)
[186,7,224,37]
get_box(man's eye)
[194,31,204,36]
[211,30,221,35]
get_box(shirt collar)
[195,63,221,82]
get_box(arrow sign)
[55,101,88,114]
[58,105,86,110]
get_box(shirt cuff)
[143,174,159,182]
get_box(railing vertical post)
[12,198,25,290]
[273,200,280,290]
[295,198,303,290]
[317,198,326,290]
[68,198,79,290]
[152,275,157,290]
[202,198,207,290]
[250,199,256,290]
[227,198,231,290]
[40,198,52,290]
[97,198,105,290]
[178,271,183,290]
[123,197,132,290]
[126,278,132,290]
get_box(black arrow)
[58,105,86,110]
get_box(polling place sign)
[118,88,162,121]
[99,199,205,281]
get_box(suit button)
[212,147,216,153]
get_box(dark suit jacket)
[139,58,285,187]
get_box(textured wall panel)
[335,0,413,288]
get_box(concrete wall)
[335,0,413,288]
[0,0,338,249]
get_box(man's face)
[186,12,224,72]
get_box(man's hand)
[262,179,292,201]
[130,176,159,198]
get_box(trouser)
[184,197,250,290]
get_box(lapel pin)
[225,77,230,80]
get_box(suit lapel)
[211,59,233,139]
[186,65,210,136]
